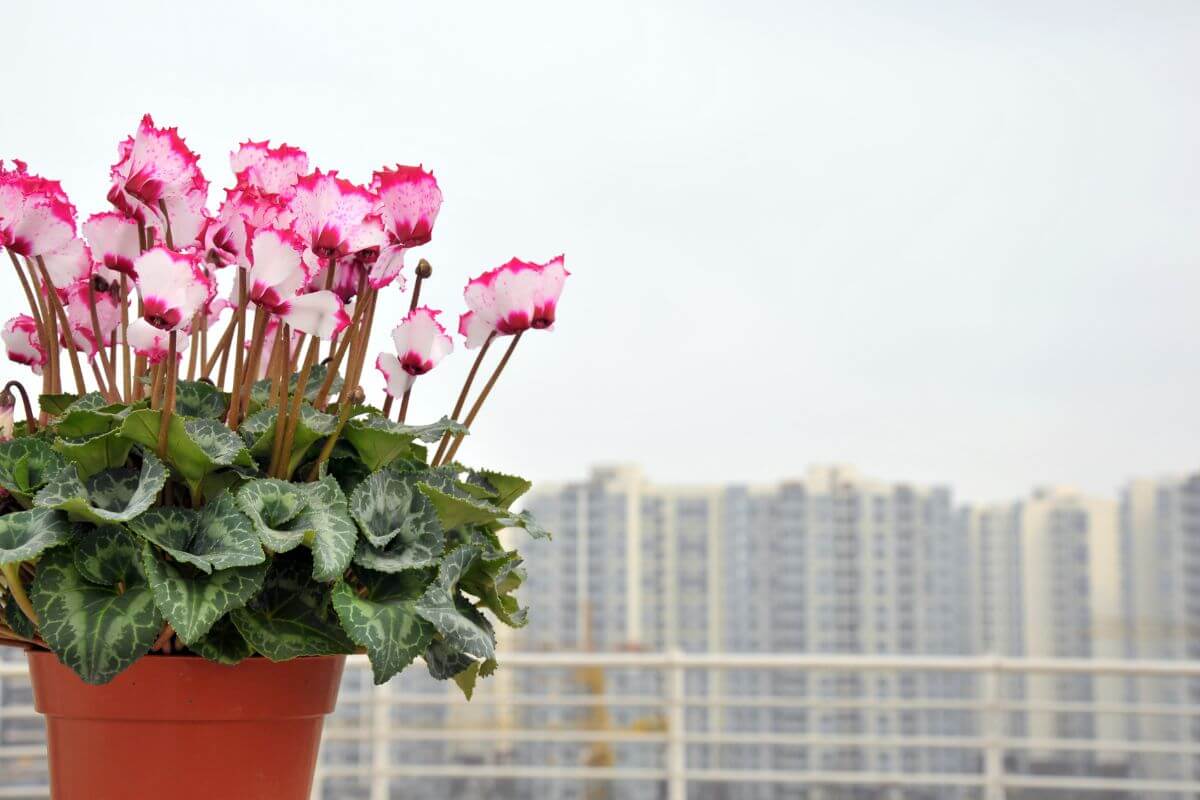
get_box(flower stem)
[1,563,38,627]
[228,307,266,431]
[3,381,36,434]
[157,200,175,250]
[442,331,522,465]
[267,324,290,477]
[432,333,495,465]
[278,334,320,479]
[36,258,87,396]
[86,280,118,401]
[156,332,178,459]
[120,274,132,401]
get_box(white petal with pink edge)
[375,352,415,398]
[278,290,350,340]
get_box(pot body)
[27,650,345,800]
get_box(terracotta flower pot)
[27,651,345,800]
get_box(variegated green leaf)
[141,545,268,644]
[31,536,162,684]
[5,597,35,639]
[462,549,528,628]
[0,438,67,505]
[188,614,253,664]
[126,492,264,573]
[55,429,134,479]
[74,525,143,586]
[414,546,495,660]
[292,476,358,582]
[230,551,354,661]
[417,482,507,531]
[34,455,167,524]
[120,411,253,493]
[242,404,338,477]
[332,569,435,684]
[342,414,466,472]
[174,380,230,419]
[38,393,80,417]
[0,508,73,565]
[235,478,311,552]
[467,470,533,509]
[424,635,478,680]
[453,657,498,700]
[350,469,443,548]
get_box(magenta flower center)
[400,351,433,376]
[142,297,181,331]
[123,165,165,205]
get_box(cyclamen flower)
[231,141,308,197]
[62,278,120,359]
[83,212,142,276]
[375,307,453,397]
[125,247,213,363]
[0,160,77,258]
[369,165,442,289]
[40,238,92,290]
[245,228,350,339]
[287,171,383,262]
[458,255,568,349]
[107,115,208,248]
[2,315,46,374]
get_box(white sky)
[2,1,1197,503]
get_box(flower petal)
[278,290,350,340]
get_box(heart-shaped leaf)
[120,411,254,494]
[141,545,268,644]
[31,529,162,684]
[55,429,135,479]
[461,549,528,628]
[342,415,466,472]
[466,470,533,510]
[230,550,354,661]
[291,476,358,582]
[0,438,67,505]
[241,404,337,477]
[414,546,495,660]
[126,492,264,573]
[34,454,167,524]
[188,614,253,665]
[424,635,478,680]
[174,380,230,419]
[332,568,435,684]
[0,507,74,565]
[349,470,443,573]
[38,393,80,418]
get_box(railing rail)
[4,652,1200,799]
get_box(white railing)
[4,652,1200,798]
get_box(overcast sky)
[2,1,1197,503]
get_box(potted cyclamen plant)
[0,115,566,799]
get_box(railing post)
[667,649,687,800]
[370,678,391,800]
[982,656,1005,800]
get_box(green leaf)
[417,482,508,531]
[453,657,498,700]
[174,380,230,419]
[424,636,478,680]
[38,393,79,417]
[126,492,264,573]
[414,546,495,660]
[504,509,552,541]
[5,597,35,639]
[350,469,442,549]
[332,569,435,684]
[55,429,134,479]
[467,470,533,510]
[230,551,354,661]
[0,438,67,505]
[120,411,254,493]
[248,363,341,414]
[141,545,268,644]
[188,615,253,665]
[292,476,358,582]
[74,525,143,585]
[31,534,162,684]
[34,455,167,524]
[242,404,338,477]
[349,470,444,573]
[462,549,528,628]
[0,508,73,565]
[342,415,466,472]
[235,478,310,552]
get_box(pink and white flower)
[458,255,568,348]
[245,228,351,339]
[62,278,120,359]
[40,237,92,289]
[375,307,453,397]
[369,165,442,289]
[287,171,383,262]
[126,247,213,362]
[231,141,308,197]
[2,315,46,374]
[0,160,77,258]
[83,212,141,276]
[107,115,208,248]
